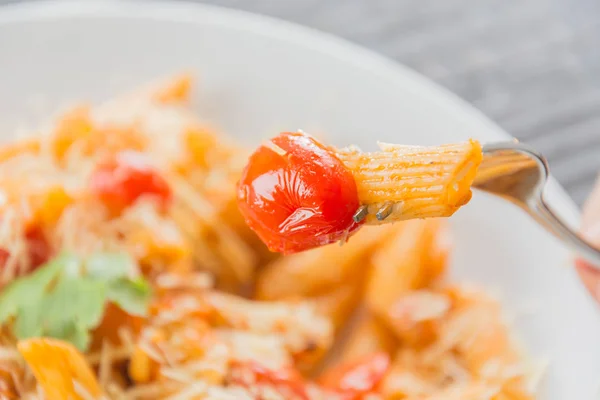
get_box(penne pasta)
[336,140,482,224]
[365,219,450,320]
[0,138,40,162]
[311,284,361,332]
[18,338,105,400]
[255,225,392,300]
[496,381,536,400]
[301,284,362,374]
[152,73,193,104]
[335,311,397,364]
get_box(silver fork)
[473,140,600,269]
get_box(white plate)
[0,1,598,398]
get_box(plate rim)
[0,0,581,224]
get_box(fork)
[473,140,600,269]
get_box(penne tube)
[336,311,397,364]
[336,140,482,224]
[255,225,393,300]
[18,338,104,400]
[311,284,362,333]
[0,138,40,162]
[365,219,450,320]
[152,73,193,104]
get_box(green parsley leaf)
[0,253,70,323]
[9,258,69,340]
[85,252,133,281]
[107,277,152,316]
[13,301,44,339]
[0,251,152,351]
[46,320,91,352]
[44,277,107,331]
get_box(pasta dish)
[0,75,536,399]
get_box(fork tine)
[375,201,393,221]
[353,205,369,223]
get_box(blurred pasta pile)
[0,76,537,399]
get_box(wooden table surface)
[3,0,600,205]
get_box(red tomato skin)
[25,227,51,269]
[237,132,362,254]
[319,352,390,399]
[230,361,309,400]
[90,151,171,213]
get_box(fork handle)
[529,197,600,269]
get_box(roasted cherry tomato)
[230,361,309,400]
[90,151,171,213]
[25,227,51,269]
[237,132,362,254]
[319,352,390,399]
